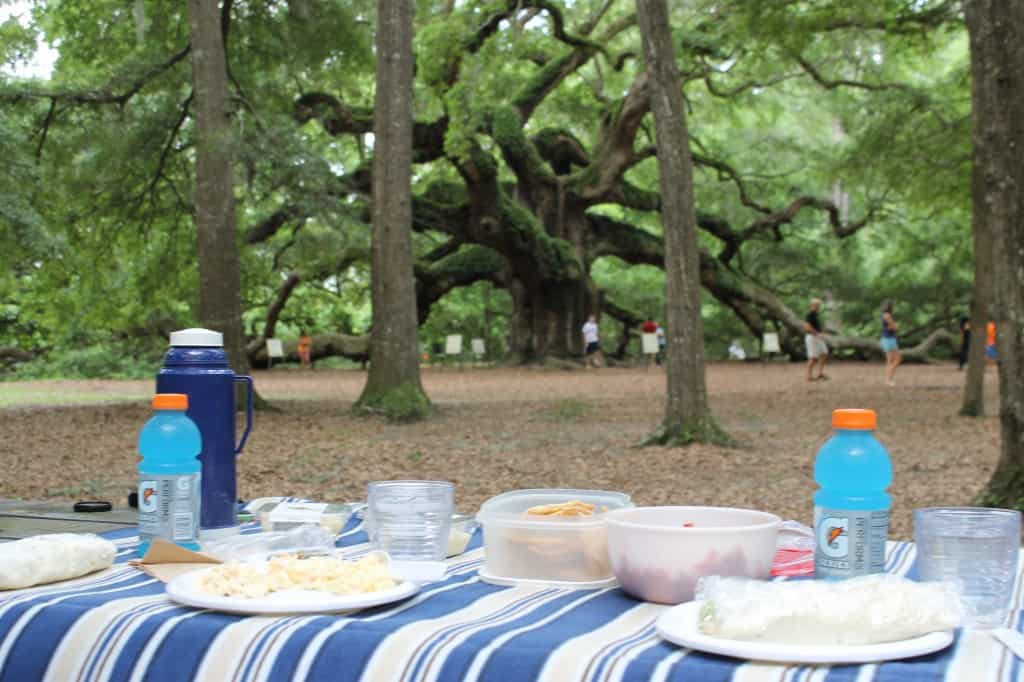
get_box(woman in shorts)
[880,302,901,386]
[298,329,313,370]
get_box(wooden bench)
[0,500,135,541]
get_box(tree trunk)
[636,0,728,446]
[355,0,430,421]
[965,0,1024,507]
[186,0,259,407]
[960,151,993,416]
[507,277,596,362]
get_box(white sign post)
[266,338,285,369]
[445,334,463,355]
[762,332,780,360]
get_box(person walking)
[804,298,829,381]
[958,315,971,370]
[881,301,901,386]
[582,314,604,368]
[298,329,313,370]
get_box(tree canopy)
[0,0,971,374]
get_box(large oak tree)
[186,0,251,380]
[965,0,1024,506]
[354,0,430,420]
[636,0,726,445]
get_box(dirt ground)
[0,362,1002,539]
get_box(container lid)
[152,393,188,410]
[169,328,224,347]
[477,488,633,529]
[832,408,876,430]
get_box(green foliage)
[420,282,511,359]
[0,0,977,373]
[7,345,159,381]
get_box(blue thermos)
[156,328,253,536]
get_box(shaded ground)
[0,362,1001,539]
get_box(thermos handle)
[235,375,254,455]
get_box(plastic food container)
[250,500,358,536]
[477,489,633,585]
[605,506,780,605]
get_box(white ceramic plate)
[656,601,955,664]
[166,566,419,615]
[478,567,618,590]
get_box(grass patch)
[0,385,150,408]
[546,398,592,422]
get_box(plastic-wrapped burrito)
[0,533,117,590]
[696,574,962,646]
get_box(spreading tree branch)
[0,45,191,106]
[793,54,913,92]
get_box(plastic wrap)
[771,520,814,577]
[0,533,117,590]
[201,524,336,562]
[696,574,962,645]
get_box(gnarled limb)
[247,205,308,244]
[577,70,651,204]
[415,244,508,322]
[294,92,448,162]
[248,332,369,366]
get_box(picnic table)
[0,514,1021,681]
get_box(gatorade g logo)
[140,482,158,513]
[819,517,848,558]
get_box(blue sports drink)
[138,393,202,556]
[814,409,893,579]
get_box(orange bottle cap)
[152,393,189,410]
[832,408,876,430]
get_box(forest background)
[0,0,971,379]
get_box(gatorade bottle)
[814,409,892,579]
[137,394,202,556]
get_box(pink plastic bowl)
[605,506,781,605]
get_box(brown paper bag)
[129,539,221,583]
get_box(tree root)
[975,464,1024,510]
[353,382,432,422]
[640,415,735,448]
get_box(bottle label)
[138,474,200,544]
[814,506,889,578]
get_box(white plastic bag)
[0,533,117,590]
[201,524,336,562]
[696,574,962,645]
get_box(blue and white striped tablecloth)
[0,518,1021,682]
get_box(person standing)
[804,298,829,381]
[655,324,666,366]
[881,302,901,386]
[986,321,999,365]
[582,314,604,368]
[959,316,971,370]
[298,329,313,370]
[641,317,658,368]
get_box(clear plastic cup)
[914,507,1021,628]
[367,480,455,561]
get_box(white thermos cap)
[169,328,224,347]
